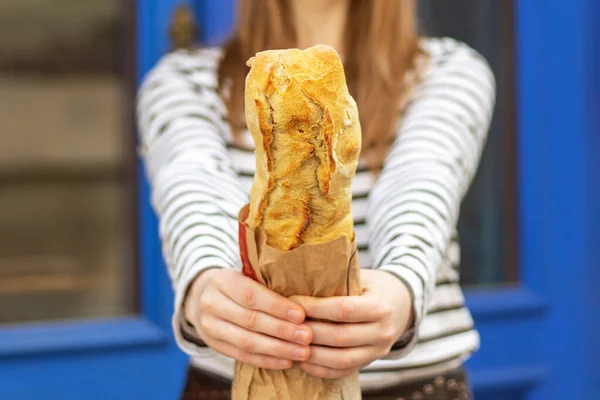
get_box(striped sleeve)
[136,49,247,355]
[367,40,495,357]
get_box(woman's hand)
[291,269,414,379]
[184,269,313,370]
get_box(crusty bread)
[244,45,361,251]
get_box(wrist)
[360,269,414,338]
[375,269,414,337]
[396,278,414,334]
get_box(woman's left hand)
[290,269,414,379]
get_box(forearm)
[137,50,247,355]
[367,41,495,352]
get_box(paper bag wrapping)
[232,205,362,400]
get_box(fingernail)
[287,309,303,323]
[295,329,310,343]
[292,348,308,360]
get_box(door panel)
[0,0,136,325]
[467,0,599,398]
[0,1,188,398]
[419,0,519,286]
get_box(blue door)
[1,1,597,399]
[0,1,186,398]
[462,1,600,399]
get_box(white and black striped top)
[137,37,495,389]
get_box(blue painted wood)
[470,365,549,393]
[0,317,165,358]
[465,287,546,321]
[515,1,595,399]
[465,1,599,399]
[585,0,600,396]
[0,1,189,398]
[196,0,236,45]
[0,350,185,400]
[138,0,195,328]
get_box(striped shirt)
[137,37,495,389]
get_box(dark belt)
[180,365,472,400]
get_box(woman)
[137,0,495,398]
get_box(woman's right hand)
[184,268,313,370]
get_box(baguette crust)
[245,45,361,251]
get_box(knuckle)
[261,357,276,369]
[238,350,252,365]
[249,353,270,370]
[378,327,396,344]
[320,367,334,379]
[199,294,214,313]
[276,322,288,340]
[337,298,353,321]
[274,342,288,358]
[244,309,259,330]
[378,303,393,319]
[332,325,347,346]
[241,286,256,307]
[239,333,254,353]
[338,354,353,370]
[211,272,225,290]
[245,353,258,367]
[198,315,211,333]
[262,359,275,369]
[273,357,292,370]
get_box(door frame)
[464,0,600,398]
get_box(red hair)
[219,0,421,167]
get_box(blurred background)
[0,1,136,325]
[0,1,598,399]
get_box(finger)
[291,295,390,323]
[307,344,377,370]
[217,272,305,324]
[202,315,311,361]
[306,320,384,347]
[211,290,312,345]
[205,336,292,370]
[299,362,359,379]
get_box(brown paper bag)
[232,205,362,400]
